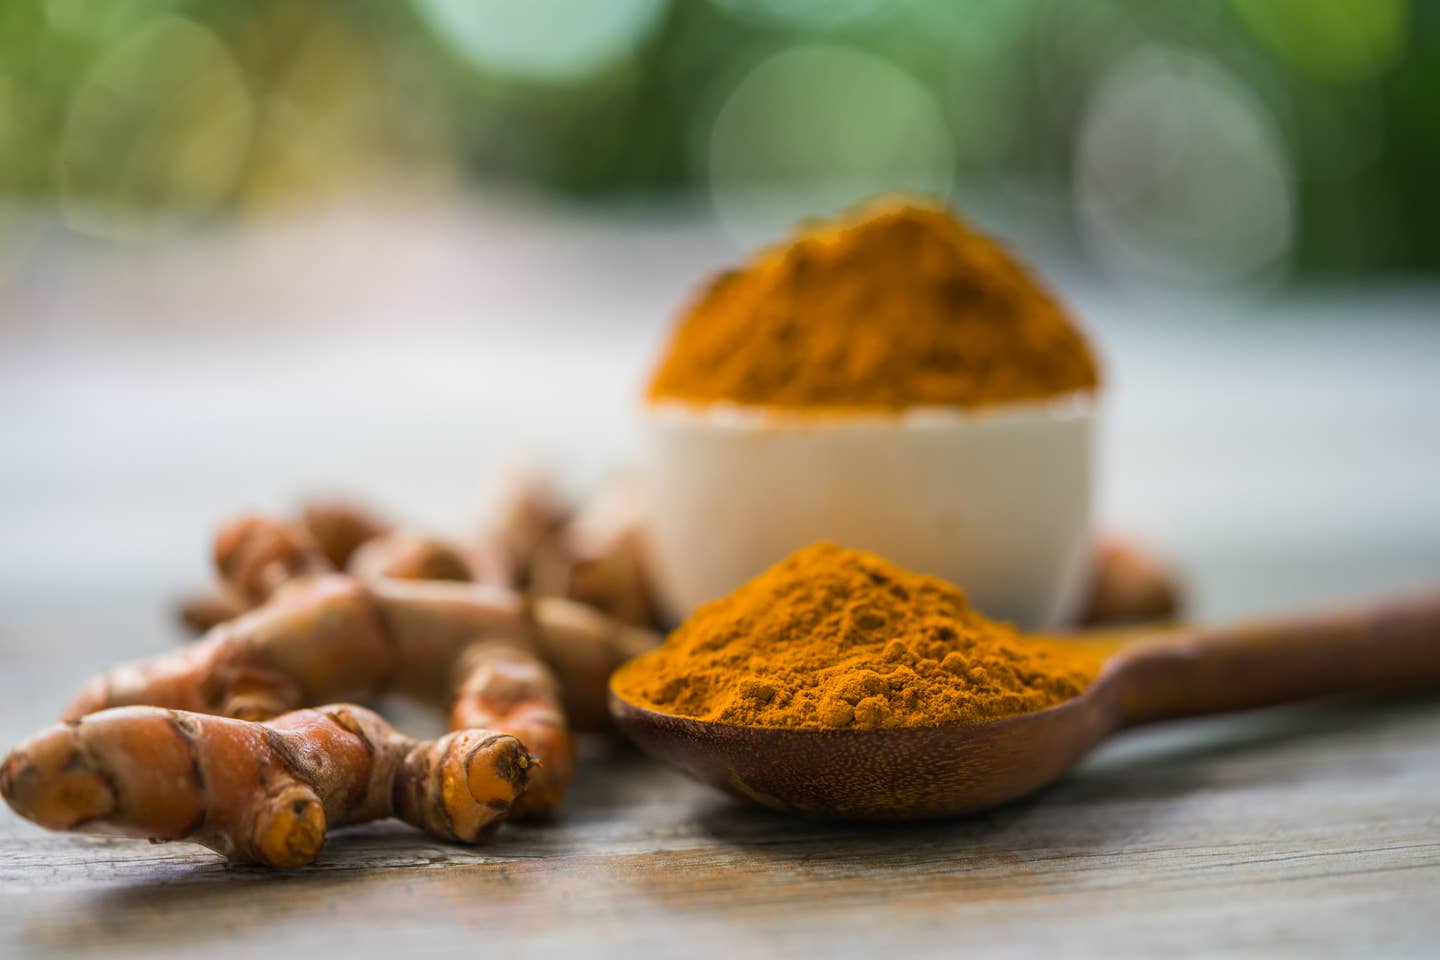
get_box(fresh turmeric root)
[179,468,646,636]
[300,499,392,569]
[213,513,335,608]
[0,703,532,867]
[67,513,656,818]
[530,475,659,629]
[348,531,476,584]
[177,591,247,635]
[1078,535,1183,626]
[469,462,573,588]
[177,509,342,632]
[179,503,487,634]
[451,642,572,819]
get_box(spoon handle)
[1110,589,1440,728]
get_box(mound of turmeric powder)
[646,198,1100,411]
[610,543,1107,729]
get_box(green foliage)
[0,0,1436,274]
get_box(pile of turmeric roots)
[0,466,1179,868]
[0,468,662,867]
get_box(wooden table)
[3,608,1438,958]
[3,206,1439,957]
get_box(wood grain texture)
[2,605,1439,959]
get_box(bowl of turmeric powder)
[642,199,1102,628]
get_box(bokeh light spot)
[412,0,666,83]
[1076,48,1294,287]
[706,44,955,247]
[59,16,254,241]
[1230,0,1409,83]
[236,7,417,209]
[709,0,886,31]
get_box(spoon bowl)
[611,591,1440,820]
[609,691,1114,820]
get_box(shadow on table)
[23,865,358,954]
[1060,693,1439,801]
[20,827,560,954]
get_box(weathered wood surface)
[2,603,1438,959]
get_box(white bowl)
[641,394,1096,629]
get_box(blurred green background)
[1,0,1436,283]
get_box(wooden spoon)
[609,590,1440,820]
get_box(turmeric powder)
[646,198,1100,411]
[611,543,1107,729]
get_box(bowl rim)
[641,390,1098,430]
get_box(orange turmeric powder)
[646,198,1100,411]
[611,543,1107,729]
